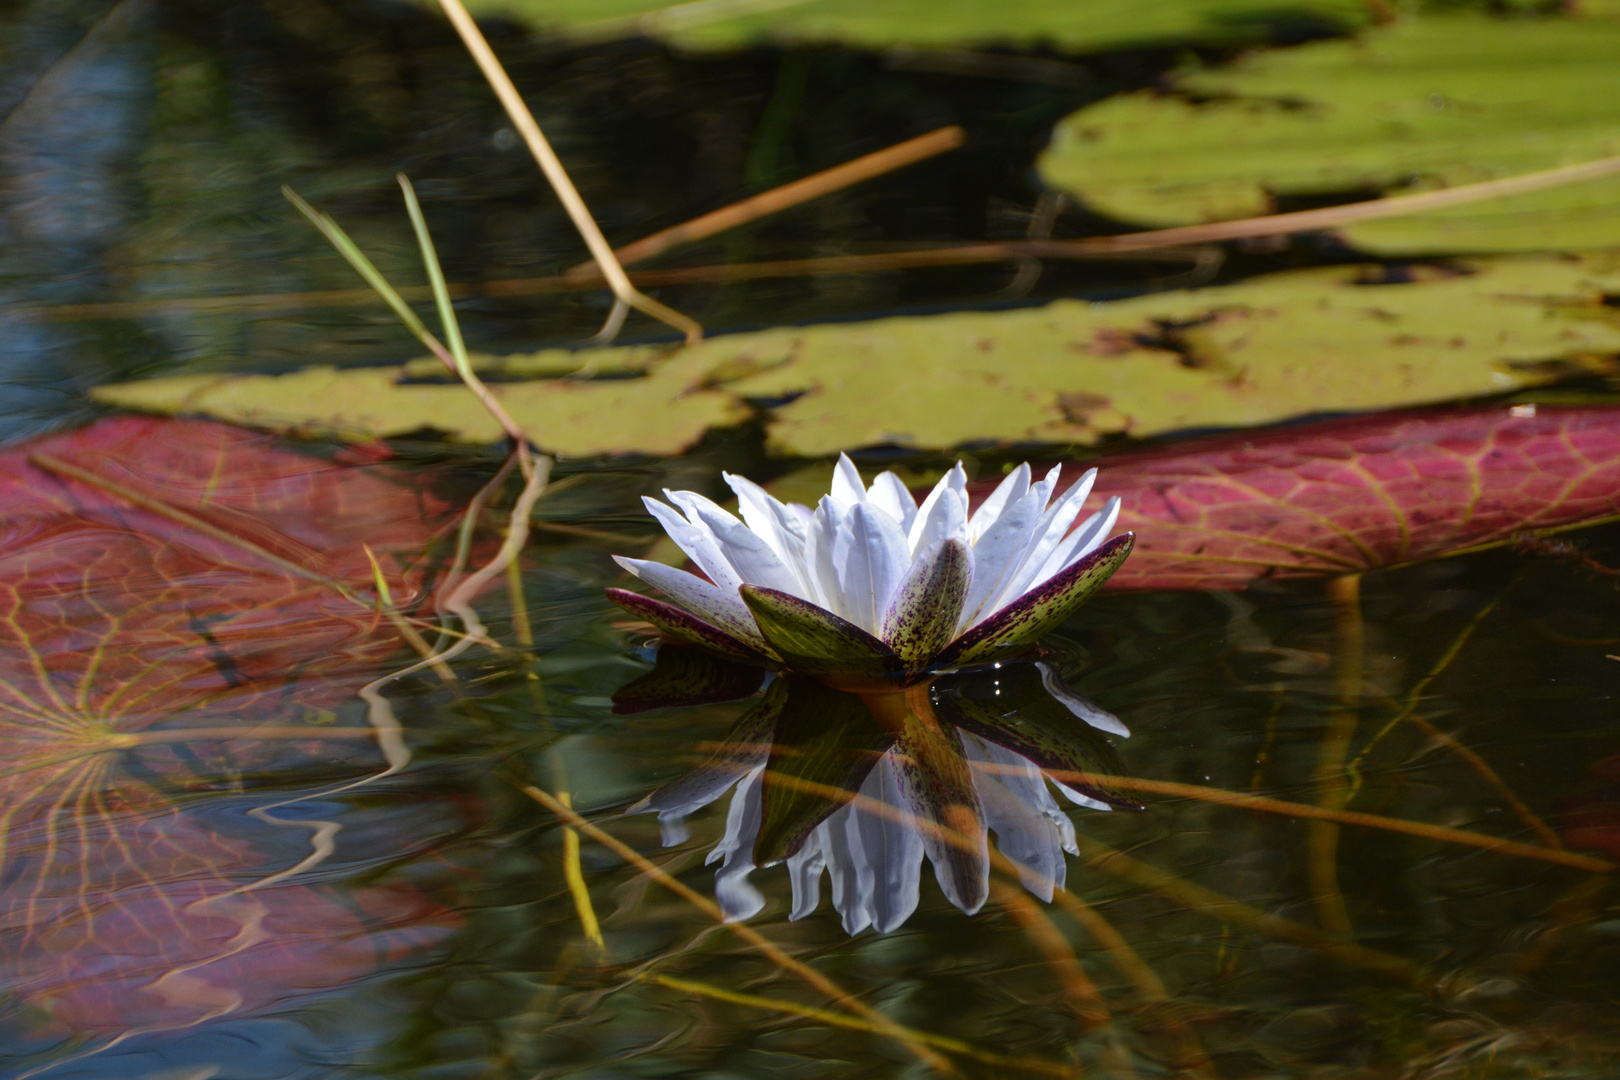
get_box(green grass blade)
[281,185,431,341]
[397,174,471,380]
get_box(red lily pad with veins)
[0,416,466,1035]
[970,405,1620,591]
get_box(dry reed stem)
[1311,573,1363,938]
[434,0,702,345]
[989,876,1112,1030]
[638,973,1078,1076]
[557,791,606,950]
[505,556,534,649]
[37,150,1620,324]
[1058,152,1620,252]
[436,451,520,634]
[1037,769,1609,873]
[518,783,960,1074]
[561,125,966,280]
[437,449,551,655]
[364,543,457,683]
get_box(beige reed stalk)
[434,0,703,345]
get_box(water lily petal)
[851,753,924,932]
[1031,497,1121,588]
[908,463,968,553]
[1027,464,1062,520]
[967,462,1030,543]
[958,487,1045,631]
[604,585,770,662]
[832,502,911,635]
[786,831,828,921]
[628,683,782,843]
[1038,662,1130,738]
[738,584,902,681]
[642,496,743,594]
[928,660,1140,810]
[908,484,968,561]
[880,538,970,668]
[991,469,1098,611]
[1054,781,1115,812]
[785,501,814,529]
[964,734,1070,901]
[711,766,767,922]
[894,708,988,915]
[725,472,809,568]
[831,452,867,508]
[754,679,891,866]
[937,533,1134,667]
[821,801,876,935]
[866,471,918,534]
[803,496,847,614]
[613,556,771,653]
[674,491,806,597]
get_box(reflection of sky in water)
[623,654,1136,934]
[0,3,151,439]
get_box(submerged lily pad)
[456,0,1373,53]
[1038,14,1620,254]
[92,254,1620,456]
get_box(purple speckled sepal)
[881,538,969,668]
[739,585,902,680]
[606,587,769,663]
[935,533,1133,667]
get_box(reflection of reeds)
[989,876,1111,1030]
[638,972,1077,1076]
[1065,831,1423,986]
[520,783,963,1074]
[1311,573,1363,938]
[1349,589,1565,850]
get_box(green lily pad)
[91,351,747,457]
[1038,13,1620,255]
[456,0,1373,53]
[92,254,1620,457]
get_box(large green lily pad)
[92,254,1620,456]
[456,0,1372,53]
[91,354,749,456]
[1038,14,1620,255]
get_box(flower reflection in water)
[616,650,1139,934]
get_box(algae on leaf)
[1038,14,1620,254]
[455,0,1372,53]
[93,254,1620,456]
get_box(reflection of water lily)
[617,651,1139,933]
[607,456,1131,681]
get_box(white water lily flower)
[631,669,1129,932]
[607,455,1132,679]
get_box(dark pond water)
[4,2,1620,1078]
